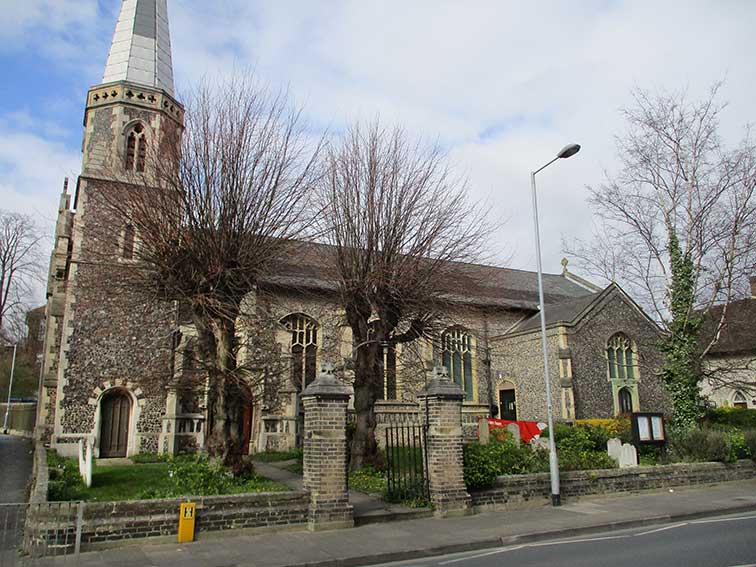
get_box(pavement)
[46,477,756,567]
[0,434,33,503]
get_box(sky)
[2,0,755,307]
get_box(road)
[375,512,756,567]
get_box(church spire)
[101,0,175,96]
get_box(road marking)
[634,523,687,536]
[437,546,525,565]
[690,514,756,525]
[527,535,626,547]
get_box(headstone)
[506,423,521,445]
[607,437,622,463]
[78,439,86,477]
[85,439,94,487]
[530,437,549,451]
[619,442,638,468]
[478,419,490,445]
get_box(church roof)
[263,240,594,311]
[701,297,756,356]
[101,0,175,96]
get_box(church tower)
[39,0,184,457]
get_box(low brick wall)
[471,460,756,511]
[27,490,310,550]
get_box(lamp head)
[557,144,581,159]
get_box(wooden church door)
[100,391,131,458]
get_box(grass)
[47,451,291,502]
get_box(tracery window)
[733,391,748,409]
[281,314,318,391]
[125,123,147,172]
[441,327,475,400]
[607,333,636,381]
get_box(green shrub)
[575,418,632,446]
[541,425,618,471]
[743,430,756,461]
[463,437,548,490]
[669,427,734,463]
[47,451,87,501]
[704,407,756,430]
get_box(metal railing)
[0,502,82,566]
[384,424,429,504]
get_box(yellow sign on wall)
[178,502,196,543]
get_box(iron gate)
[384,424,429,503]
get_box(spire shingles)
[101,0,175,96]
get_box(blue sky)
[2,0,756,305]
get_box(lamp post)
[531,143,581,507]
[3,343,18,434]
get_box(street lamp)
[530,143,581,507]
[3,343,18,434]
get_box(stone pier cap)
[416,366,465,399]
[302,363,353,398]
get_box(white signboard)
[637,416,651,441]
[651,416,664,440]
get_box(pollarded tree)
[564,85,756,428]
[103,77,322,467]
[318,123,490,468]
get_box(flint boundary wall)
[471,460,756,511]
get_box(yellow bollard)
[178,502,196,543]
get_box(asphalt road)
[0,435,33,504]
[376,512,756,567]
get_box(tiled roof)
[262,240,594,310]
[508,292,600,333]
[701,297,756,355]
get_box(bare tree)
[102,76,322,467]
[317,123,490,468]
[0,211,43,338]
[564,85,756,426]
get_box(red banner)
[483,418,545,443]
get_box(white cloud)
[3,0,756,280]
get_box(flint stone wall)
[471,460,756,511]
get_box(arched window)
[607,333,636,380]
[125,123,147,172]
[618,387,633,414]
[281,314,318,391]
[122,224,135,260]
[733,391,748,409]
[441,327,475,400]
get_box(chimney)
[751,275,756,299]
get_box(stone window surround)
[441,326,479,403]
[605,332,641,415]
[87,381,145,458]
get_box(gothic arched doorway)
[498,380,517,421]
[100,389,132,458]
[618,387,633,414]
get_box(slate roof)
[102,0,175,95]
[508,291,600,333]
[701,297,756,356]
[261,240,594,311]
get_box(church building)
[37,0,671,458]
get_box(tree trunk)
[349,324,384,470]
[194,311,245,470]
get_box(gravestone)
[531,437,549,451]
[607,437,622,463]
[619,443,638,468]
[478,418,490,445]
[506,423,521,445]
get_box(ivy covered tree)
[564,85,756,427]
